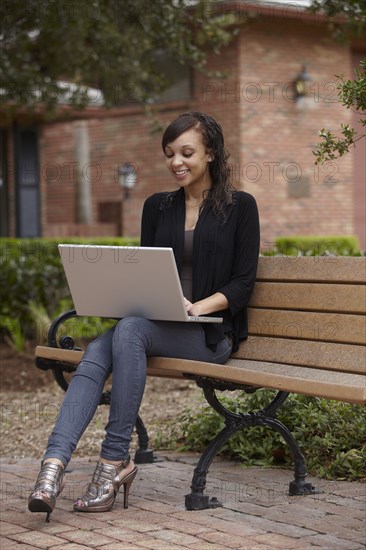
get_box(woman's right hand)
[183,297,193,311]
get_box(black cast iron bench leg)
[185,387,318,510]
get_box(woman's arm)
[217,193,260,316]
[185,293,229,316]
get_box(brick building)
[1,1,365,250]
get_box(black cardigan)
[140,187,260,352]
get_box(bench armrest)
[47,308,78,348]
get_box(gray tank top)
[180,230,194,302]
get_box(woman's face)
[164,128,212,192]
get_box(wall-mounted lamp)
[118,163,137,199]
[293,65,312,100]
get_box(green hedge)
[1,235,362,346]
[0,237,139,345]
[273,235,361,256]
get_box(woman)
[28,111,260,519]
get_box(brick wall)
[36,17,360,248]
[236,18,355,249]
[40,106,191,238]
[38,38,241,239]
[193,37,241,173]
[40,121,76,234]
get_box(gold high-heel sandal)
[73,456,137,513]
[28,461,65,522]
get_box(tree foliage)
[0,0,234,114]
[308,1,366,163]
[309,0,366,40]
[314,60,366,163]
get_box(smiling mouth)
[174,170,189,176]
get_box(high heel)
[28,461,65,522]
[73,456,137,513]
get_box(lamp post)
[293,65,312,100]
[119,163,137,199]
[293,65,314,110]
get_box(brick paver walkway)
[1,452,365,549]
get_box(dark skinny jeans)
[43,316,233,466]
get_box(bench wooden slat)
[146,357,366,405]
[143,368,184,380]
[250,283,365,314]
[36,346,83,364]
[232,336,366,374]
[256,256,366,283]
[248,309,366,345]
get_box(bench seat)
[35,345,366,404]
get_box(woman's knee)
[83,329,113,358]
[113,316,151,345]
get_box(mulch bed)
[1,343,55,391]
[0,343,202,460]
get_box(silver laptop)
[58,244,223,323]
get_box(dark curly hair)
[162,112,235,221]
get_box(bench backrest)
[232,256,366,376]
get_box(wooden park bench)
[35,256,366,510]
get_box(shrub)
[0,237,139,345]
[273,235,361,256]
[176,390,366,481]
